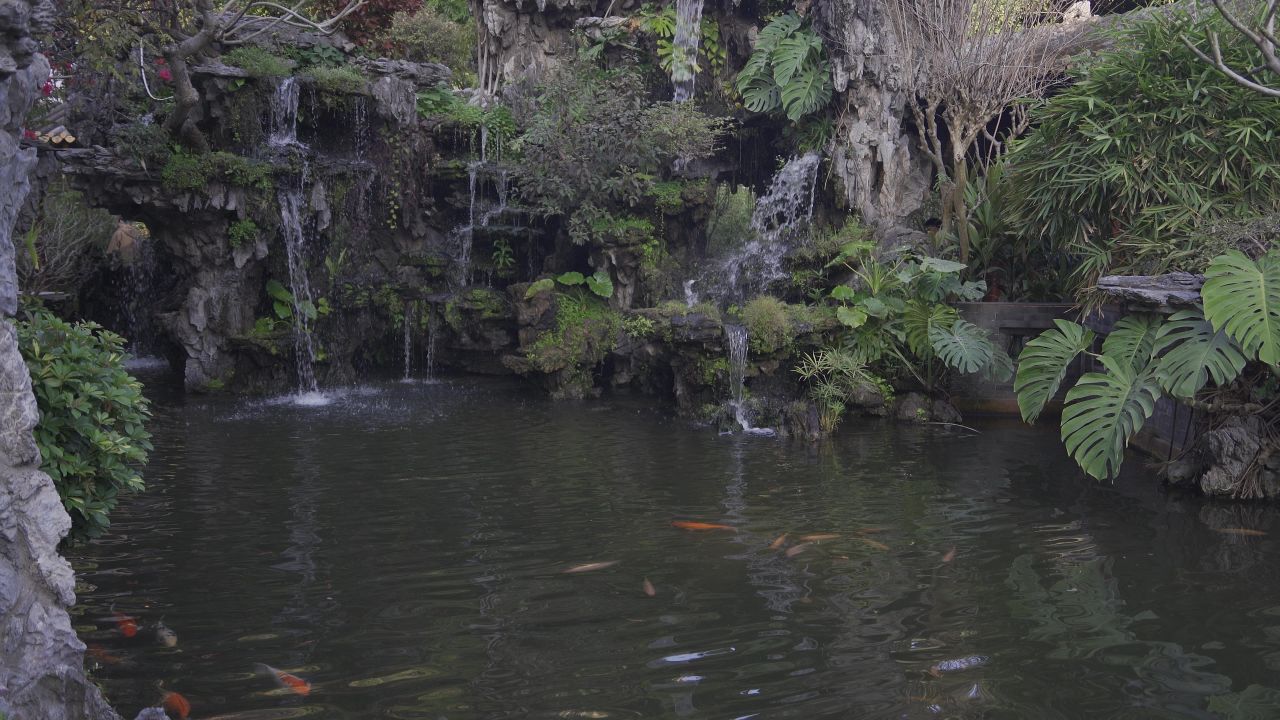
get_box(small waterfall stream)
[278,179,323,401]
[672,0,706,101]
[402,303,413,382]
[424,314,438,380]
[269,77,302,148]
[451,126,511,289]
[724,324,775,435]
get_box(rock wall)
[0,0,121,716]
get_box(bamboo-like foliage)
[884,0,1082,262]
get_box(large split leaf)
[902,301,957,357]
[929,319,995,375]
[1153,306,1247,399]
[1013,320,1095,423]
[1101,313,1162,371]
[1202,250,1280,366]
[1061,354,1161,481]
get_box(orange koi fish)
[642,578,656,597]
[161,690,191,719]
[800,533,840,542]
[1214,528,1267,536]
[942,547,957,563]
[562,561,620,574]
[114,613,139,639]
[861,538,890,551]
[768,533,788,550]
[672,521,735,531]
[256,663,312,696]
[86,644,122,666]
[785,542,813,558]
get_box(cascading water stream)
[688,152,822,305]
[278,173,323,402]
[451,126,512,289]
[671,0,706,101]
[424,314,438,380]
[402,304,413,382]
[724,324,775,435]
[269,77,302,149]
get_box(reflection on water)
[71,376,1280,719]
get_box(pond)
[71,377,1280,719]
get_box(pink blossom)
[158,68,173,83]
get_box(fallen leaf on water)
[562,561,620,574]
[785,542,813,558]
[800,533,840,542]
[861,538,890,551]
[768,533,788,549]
[672,521,735,531]
[642,577,656,597]
[942,547,957,563]
[1214,527,1267,537]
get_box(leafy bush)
[513,58,721,214]
[735,14,833,122]
[1015,250,1280,480]
[795,346,886,433]
[1005,11,1280,289]
[18,182,116,295]
[111,123,171,168]
[223,47,293,77]
[16,305,152,543]
[742,296,794,354]
[384,7,475,76]
[309,65,367,94]
[228,218,259,248]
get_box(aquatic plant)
[15,305,153,543]
[1014,250,1280,481]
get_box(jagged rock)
[354,57,451,87]
[1096,272,1204,310]
[892,392,962,423]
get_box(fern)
[1153,307,1247,399]
[1202,250,1280,365]
[1061,355,1161,481]
[1013,319,1095,423]
[928,319,995,375]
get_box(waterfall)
[401,303,413,382]
[683,279,699,308]
[278,171,323,401]
[671,0,706,101]
[452,127,511,289]
[269,77,302,148]
[701,153,822,304]
[424,314,438,380]
[725,324,775,435]
[353,96,370,162]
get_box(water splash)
[701,153,822,304]
[269,77,303,148]
[671,0,706,101]
[278,168,323,400]
[725,324,775,435]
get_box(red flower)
[23,129,37,140]
[41,80,53,96]
[158,68,172,83]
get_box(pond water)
[71,377,1280,720]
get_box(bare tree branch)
[1184,0,1280,98]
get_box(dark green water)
[71,377,1280,719]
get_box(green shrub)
[223,47,293,77]
[742,296,795,354]
[111,124,171,168]
[16,305,152,543]
[309,65,367,94]
[1005,11,1280,290]
[228,218,259,248]
[384,7,475,76]
[527,293,622,372]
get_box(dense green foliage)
[162,151,274,193]
[513,59,721,214]
[1015,251,1280,480]
[16,306,152,543]
[384,6,475,77]
[223,47,293,77]
[1005,12,1280,288]
[734,14,832,122]
[742,296,794,354]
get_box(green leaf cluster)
[16,305,153,543]
[734,14,832,122]
[1004,12,1280,288]
[161,151,274,193]
[1014,250,1280,480]
[223,47,293,77]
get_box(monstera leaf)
[902,301,957,357]
[737,75,781,114]
[1061,354,1161,481]
[780,62,833,121]
[1153,307,1247,399]
[984,346,1016,383]
[929,319,995,375]
[771,33,820,86]
[1202,250,1280,365]
[1101,314,1162,371]
[1013,320,1095,423]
